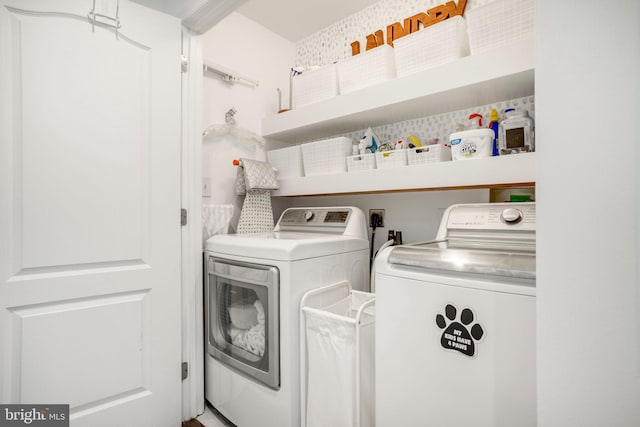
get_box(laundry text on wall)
[350,0,467,55]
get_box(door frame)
[180,28,205,420]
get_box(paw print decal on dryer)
[436,304,484,357]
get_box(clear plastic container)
[498,109,534,154]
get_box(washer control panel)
[501,207,523,224]
[446,203,535,231]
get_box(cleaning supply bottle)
[488,109,500,156]
[407,134,422,148]
[359,127,380,154]
[468,113,483,128]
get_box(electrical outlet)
[369,209,385,228]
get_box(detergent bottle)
[449,113,494,161]
[488,109,500,156]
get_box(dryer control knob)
[304,210,315,222]
[501,208,523,224]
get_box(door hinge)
[181,208,188,226]
[181,55,188,73]
[182,362,188,380]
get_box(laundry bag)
[300,282,375,427]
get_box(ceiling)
[131,0,247,33]
[236,0,380,42]
[131,0,380,40]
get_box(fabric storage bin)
[375,149,407,169]
[394,16,470,77]
[407,144,452,165]
[267,146,304,178]
[347,153,376,172]
[338,44,396,94]
[466,0,534,55]
[292,64,338,108]
[300,281,375,427]
[301,137,353,176]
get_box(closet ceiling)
[131,0,248,33]
[236,0,380,42]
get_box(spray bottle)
[488,109,500,156]
[468,113,483,128]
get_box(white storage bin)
[267,145,304,178]
[301,137,353,176]
[407,144,452,165]
[466,0,535,55]
[338,44,396,94]
[292,64,338,108]
[347,153,376,172]
[394,16,470,77]
[375,149,407,169]
[301,281,375,427]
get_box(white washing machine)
[204,207,369,427]
[375,202,536,427]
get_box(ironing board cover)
[235,158,279,195]
[235,158,278,234]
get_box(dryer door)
[206,257,280,390]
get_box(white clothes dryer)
[375,202,536,427]
[204,207,369,427]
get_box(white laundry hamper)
[300,281,375,427]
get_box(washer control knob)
[304,210,315,222]
[501,208,523,224]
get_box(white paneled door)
[0,1,182,426]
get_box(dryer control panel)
[278,208,350,227]
[274,207,368,239]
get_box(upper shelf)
[262,38,534,143]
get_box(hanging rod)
[203,61,259,88]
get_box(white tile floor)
[196,406,232,427]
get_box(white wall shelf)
[272,153,535,197]
[262,39,534,144]
[264,38,535,196]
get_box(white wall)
[289,189,489,252]
[201,12,294,232]
[536,0,640,425]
